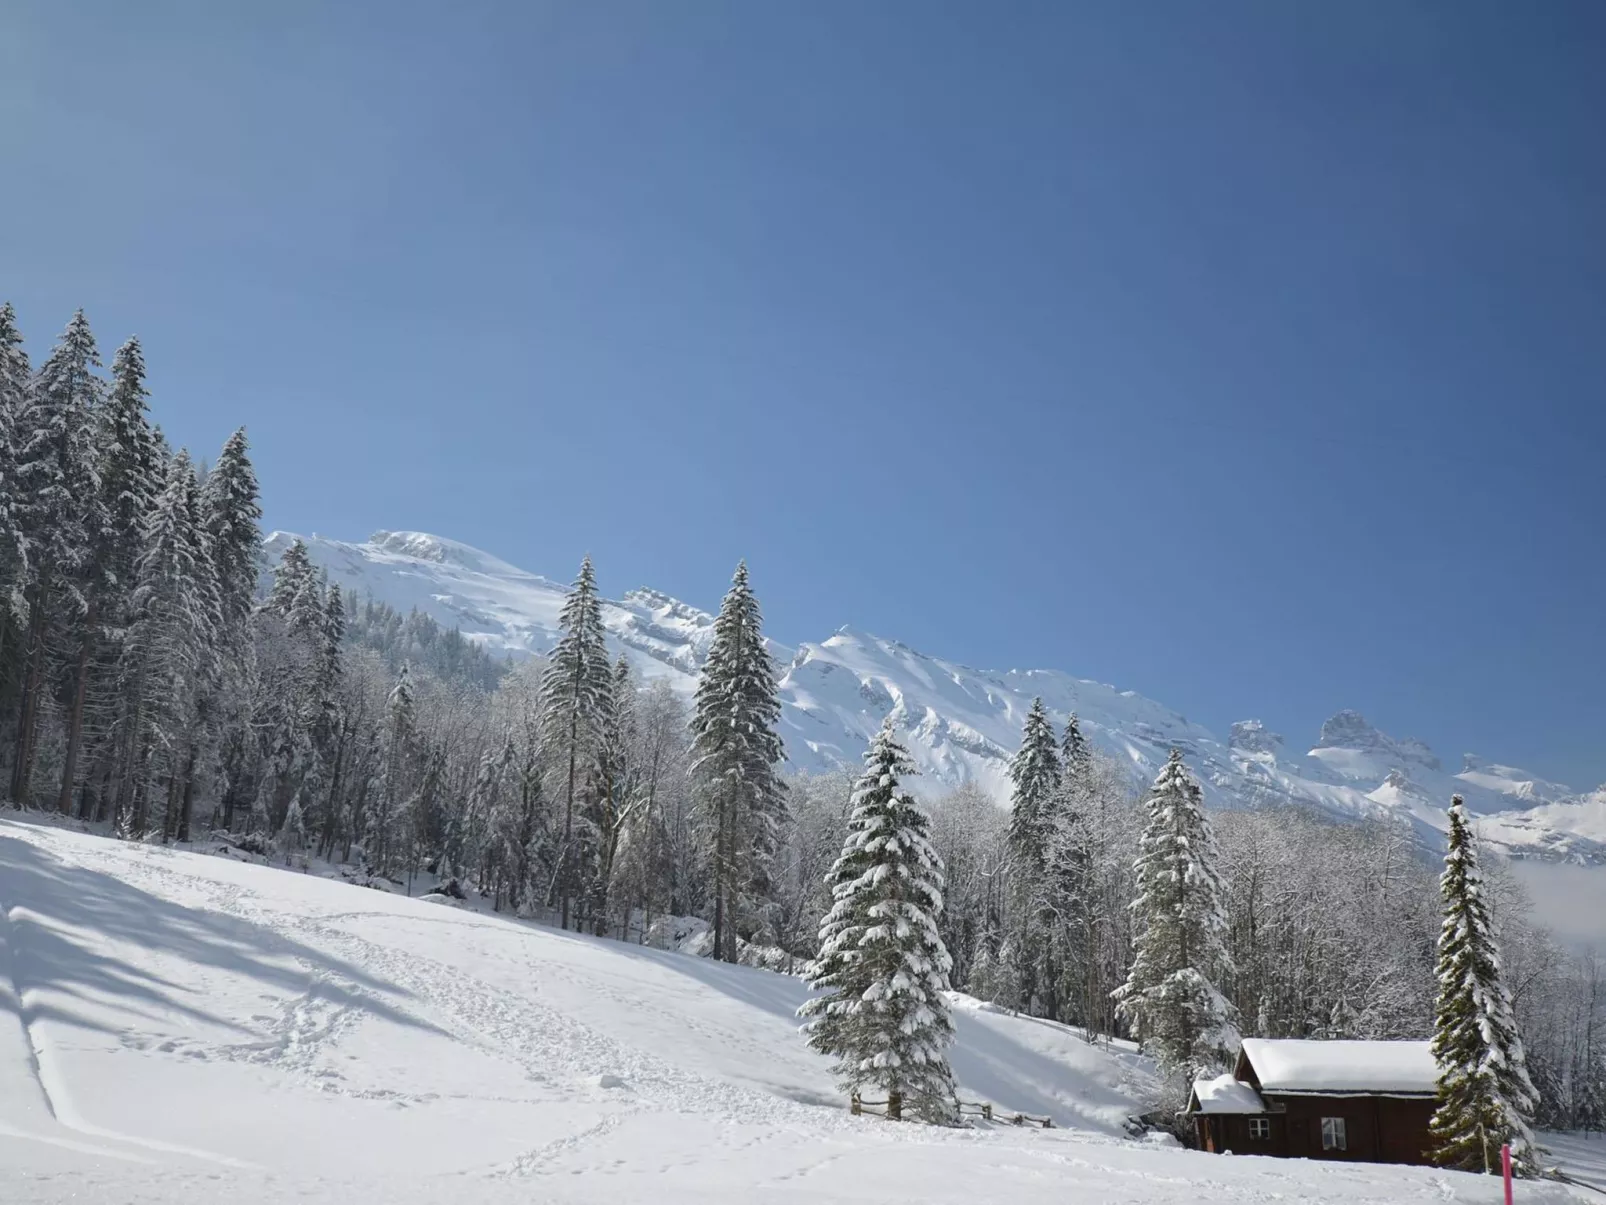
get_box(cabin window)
[1321,1117,1347,1151]
[1248,1117,1271,1140]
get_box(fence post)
[888,1091,902,1122]
[983,1103,993,1122]
[851,1093,861,1117]
[1013,1113,1024,1126]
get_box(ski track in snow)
[0,895,59,1121]
[1,882,259,1169]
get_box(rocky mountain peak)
[1229,719,1284,755]
[1316,709,1381,749]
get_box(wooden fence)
[849,1093,1053,1128]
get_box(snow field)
[0,817,1586,1203]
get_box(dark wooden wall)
[1195,1097,1434,1166]
[1195,1113,1284,1155]
[1273,1095,1434,1165]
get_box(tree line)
[3,303,1600,1158]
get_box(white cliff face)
[264,530,1606,863]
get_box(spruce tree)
[689,561,787,962]
[200,428,262,639]
[0,302,29,617]
[58,336,158,815]
[315,583,347,800]
[10,311,103,804]
[1061,711,1092,784]
[1429,795,1541,1175]
[253,540,318,833]
[1041,713,1098,1027]
[118,452,218,835]
[1112,749,1237,1077]
[97,338,159,588]
[539,556,613,928]
[266,538,315,617]
[1004,697,1062,1014]
[800,718,957,1125]
[1006,697,1061,872]
[586,653,635,934]
[369,662,417,875]
[166,452,222,842]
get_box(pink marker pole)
[1501,1142,1513,1205]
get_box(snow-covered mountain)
[265,530,1606,863]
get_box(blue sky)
[3,1,1603,785]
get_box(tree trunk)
[9,592,50,805]
[162,763,183,843]
[712,781,728,962]
[222,766,239,831]
[560,705,578,930]
[57,605,98,815]
[177,743,198,842]
[323,720,348,857]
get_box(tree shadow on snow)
[0,833,438,1043]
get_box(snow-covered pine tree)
[284,558,328,655]
[118,451,218,836]
[1061,711,1092,784]
[0,302,30,619]
[1006,697,1062,872]
[485,730,540,913]
[1112,749,1237,1078]
[312,583,346,777]
[58,335,160,817]
[689,561,788,962]
[200,428,262,641]
[369,662,417,875]
[249,540,316,833]
[1034,713,1101,1027]
[539,556,612,929]
[167,452,223,842]
[448,736,509,885]
[9,310,102,804]
[265,537,315,617]
[1429,794,1541,1175]
[585,653,636,935]
[1003,697,1062,1014]
[799,718,957,1125]
[200,429,262,831]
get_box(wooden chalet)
[1188,1039,1438,1165]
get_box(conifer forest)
[2,304,1602,1153]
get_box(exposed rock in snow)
[1228,720,1283,758]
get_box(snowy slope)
[268,530,1606,862]
[0,817,1581,1205]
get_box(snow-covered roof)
[1239,1039,1437,1095]
[1190,1074,1267,1114]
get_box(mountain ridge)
[264,529,1606,864]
